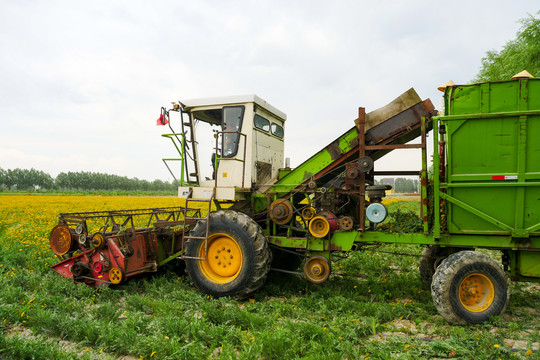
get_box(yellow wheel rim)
[459,273,495,312]
[199,233,243,284]
[109,267,123,284]
[309,216,330,238]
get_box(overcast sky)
[0,1,538,182]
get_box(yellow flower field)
[0,195,186,268]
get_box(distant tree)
[2,167,175,192]
[55,172,70,190]
[394,177,419,193]
[0,168,6,189]
[474,12,540,82]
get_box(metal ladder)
[181,188,215,260]
[178,110,200,185]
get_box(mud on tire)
[185,210,271,299]
[431,251,509,325]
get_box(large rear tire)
[185,210,271,299]
[431,251,509,324]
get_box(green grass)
[0,201,539,359]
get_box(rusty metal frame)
[357,107,366,231]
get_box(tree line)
[375,178,420,193]
[0,168,179,192]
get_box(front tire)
[185,210,271,299]
[431,251,509,324]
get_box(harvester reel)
[304,256,331,284]
[269,199,294,225]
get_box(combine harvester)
[50,73,540,324]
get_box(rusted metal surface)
[309,99,434,185]
[357,107,367,232]
[366,100,434,146]
[50,206,198,287]
[326,142,343,161]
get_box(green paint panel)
[443,79,540,236]
[517,251,540,277]
[274,127,358,186]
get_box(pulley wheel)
[92,261,104,274]
[304,256,331,284]
[78,233,87,246]
[91,233,106,249]
[307,181,317,189]
[70,262,89,278]
[301,207,316,221]
[358,156,374,173]
[75,223,85,235]
[269,199,294,225]
[49,225,75,256]
[345,166,360,180]
[338,216,354,231]
[109,267,123,284]
[366,203,388,223]
[309,216,330,238]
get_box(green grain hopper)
[437,77,540,281]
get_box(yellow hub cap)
[459,273,495,312]
[199,234,243,283]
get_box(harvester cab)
[162,95,287,201]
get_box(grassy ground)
[0,195,538,359]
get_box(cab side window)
[254,114,270,132]
[222,106,245,158]
[271,122,284,139]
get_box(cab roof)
[179,94,287,121]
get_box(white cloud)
[0,0,537,181]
